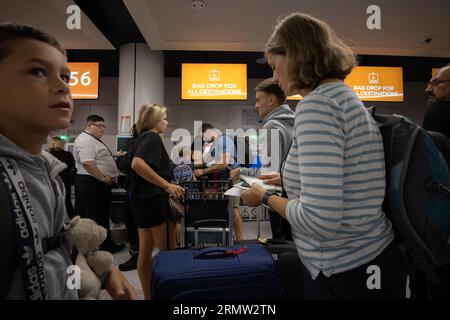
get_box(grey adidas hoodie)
[0,135,78,300]
[241,104,295,176]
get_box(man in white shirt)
[74,115,124,253]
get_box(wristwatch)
[262,190,278,207]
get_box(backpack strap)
[0,175,16,298]
[369,106,407,127]
[426,179,450,199]
[0,157,71,300]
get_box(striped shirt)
[282,81,394,280]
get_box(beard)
[427,95,438,106]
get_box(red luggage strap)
[194,246,249,259]
[225,246,248,256]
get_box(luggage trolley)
[180,180,233,247]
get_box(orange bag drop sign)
[182,63,247,100]
[345,66,404,102]
[288,66,404,102]
[67,62,99,100]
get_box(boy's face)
[0,39,73,136]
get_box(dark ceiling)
[73,0,145,49]
[68,0,449,81]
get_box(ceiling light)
[256,57,267,64]
[192,0,206,10]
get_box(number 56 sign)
[67,62,99,100]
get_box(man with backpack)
[423,64,450,139]
[419,64,450,299]
[366,68,450,298]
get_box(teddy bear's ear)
[64,215,81,231]
[97,226,107,244]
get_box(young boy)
[0,23,136,300]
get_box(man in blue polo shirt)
[193,125,243,241]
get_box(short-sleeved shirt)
[74,132,118,178]
[207,134,236,180]
[128,131,171,199]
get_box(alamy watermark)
[66,265,81,290]
[169,121,281,173]
[366,5,381,30]
[66,5,81,30]
[366,265,381,290]
[65,5,381,32]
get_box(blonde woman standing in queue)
[241,13,406,299]
[128,104,184,300]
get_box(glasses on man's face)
[89,122,106,129]
[427,79,450,87]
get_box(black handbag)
[168,198,185,222]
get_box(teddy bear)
[64,216,114,299]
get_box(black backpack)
[369,108,450,292]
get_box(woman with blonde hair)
[241,13,406,299]
[128,103,184,299]
[48,136,76,218]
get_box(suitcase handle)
[193,219,227,229]
[194,246,248,259]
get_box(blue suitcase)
[151,244,282,300]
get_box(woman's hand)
[165,183,184,199]
[258,173,282,186]
[104,266,137,300]
[241,183,266,207]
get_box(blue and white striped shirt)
[282,81,394,280]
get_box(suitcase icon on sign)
[209,69,220,81]
[368,72,379,84]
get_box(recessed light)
[256,57,267,64]
[192,0,206,10]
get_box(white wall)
[118,44,165,128]
[53,76,431,152]
[164,78,430,133]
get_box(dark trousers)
[124,195,139,252]
[269,209,282,239]
[268,209,292,240]
[300,241,407,300]
[412,263,450,300]
[74,174,115,246]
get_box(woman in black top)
[128,103,184,300]
[48,137,76,218]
